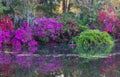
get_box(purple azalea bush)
[32,16,63,42]
[12,21,38,53]
[0,21,38,54]
[0,30,14,47]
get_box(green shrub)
[72,30,114,46]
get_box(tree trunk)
[67,0,71,12]
[62,0,66,13]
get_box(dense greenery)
[72,30,114,46]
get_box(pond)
[0,42,120,77]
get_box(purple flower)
[28,40,38,47]
[105,22,112,32]
[32,16,63,41]
[14,21,33,43]
[12,38,21,47]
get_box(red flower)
[0,16,13,30]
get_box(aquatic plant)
[72,30,114,46]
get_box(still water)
[0,42,120,77]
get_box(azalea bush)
[97,5,120,39]
[97,6,117,32]
[32,16,63,43]
[12,21,38,53]
[0,16,13,30]
[0,20,38,54]
[0,16,14,47]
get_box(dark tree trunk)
[62,0,66,13]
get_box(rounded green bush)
[73,30,114,46]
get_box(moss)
[72,30,114,46]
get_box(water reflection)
[74,45,113,59]
[0,43,120,77]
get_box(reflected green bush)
[74,45,113,59]
[73,30,114,46]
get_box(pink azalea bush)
[97,6,118,33]
[97,5,120,39]
[0,16,14,47]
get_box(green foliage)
[74,45,113,59]
[55,13,89,43]
[58,13,88,31]
[72,30,114,46]
[0,2,10,14]
[75,0,110,28]
[57,13,75,24]
[35,0,60,16]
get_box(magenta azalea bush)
[14,21,33,43]
[12,21,38,53]
[97,6,120,39]
[0,18,38,53]
[32,16,63,42]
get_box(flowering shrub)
[0,17,13,30]
[0,30,14,47]
[97,6,118,33]
[12,21,38,53]
[14,21,33,43]
[32,16,63,42]
[97,5,120,39]
[0,16,14,47]
[0,21,38,54]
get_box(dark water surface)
[0,42,120,77]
